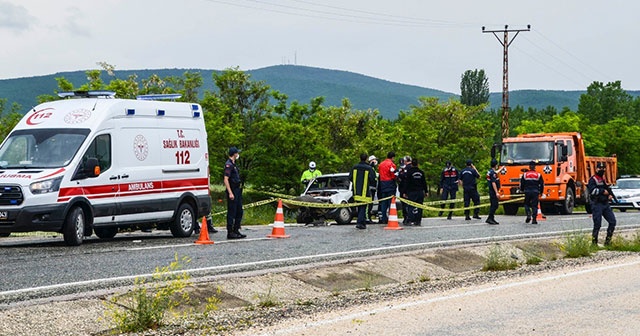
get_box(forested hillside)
[1,65,632,118]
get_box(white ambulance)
[0,91,211,245]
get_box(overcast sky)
[0,0,637,94]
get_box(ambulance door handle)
[109,175,119,180]
[121,174,129,179]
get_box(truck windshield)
[0,128,90,168]
[501,141,554,165]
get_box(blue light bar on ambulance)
[58,91,116,99]
[157,109,165,116]
[136,94,182,101]
[126,109,135,115]
[191,104,200,118]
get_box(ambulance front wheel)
[63,206,85,246]
[171,203,195,238]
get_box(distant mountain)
[0,65,636,118]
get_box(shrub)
[559,232,595,258]
[483,244,519,271]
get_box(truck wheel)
[503,204,519,216]
[63,207,85,246]
[94,227,118,239]
[559,188,575,215]
[171,203,195,238]
[334,206,353,225]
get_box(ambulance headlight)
[30,177,63,194]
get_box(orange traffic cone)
[384,196,403,230]
[194,216,214,245]
[536,203,546,221]
[268,199,291,238]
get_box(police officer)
[520,161,544,224]
[403,158,428,226]
[301,161,322,186]
[486,159,500,225]
[224,147,246,239]
[460,160,481,221]
[587,162,616,246]
[367,155,379,224]
[349,153,377,229]
[438,161,459,220]
[397,156,412,225]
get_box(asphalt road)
[1,211,639,303]
[246,254,640,336]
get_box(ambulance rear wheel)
[171,203,195,237]
[95,227,118,239]
[63,207,85,246]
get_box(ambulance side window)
[83,134,112,172]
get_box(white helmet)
[309,161,316,169]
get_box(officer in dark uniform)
[349,153,377,229]
[486,159,500,225]
[460,160,481,220]
[520,161,544,224]
[438,161,459,220]
[587,162,616,246]
[403,158,428,226]
[224,147,246,239]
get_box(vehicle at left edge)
[0,91,211,245]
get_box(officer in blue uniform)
[438,161,459,220]
[520,161,544,224]
[486,159,500,225]
[224,147,246,239]
[460,160,481,221]
[587,162,616,245]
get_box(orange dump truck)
[493,132,617,215]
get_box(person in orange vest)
[377,151,397,224]
[520,161,544,224]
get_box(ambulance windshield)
[500,141,554,165]
[0,128,90,168]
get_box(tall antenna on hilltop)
[482,24,531,138]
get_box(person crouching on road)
[520,161,544,224]
[403,158,428,226]
[439,160,459,220]
[349,153,377,229]
[587,162,616,246]
[486,159,500,225]
[377,151,397,224]
[224,147,246,239]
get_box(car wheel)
[171,203,195,237]
[620,209,627,212]
[63,206,85,246]
[334,206,353,225]
[94,227,118,239]
[0,233,10,237]
[296,210,313,224]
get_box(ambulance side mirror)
[86,158,101,178]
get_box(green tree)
[395,97,493,185]
[460,69,490,106]
[577,81,636,125]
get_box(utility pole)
[482,24,530,138]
